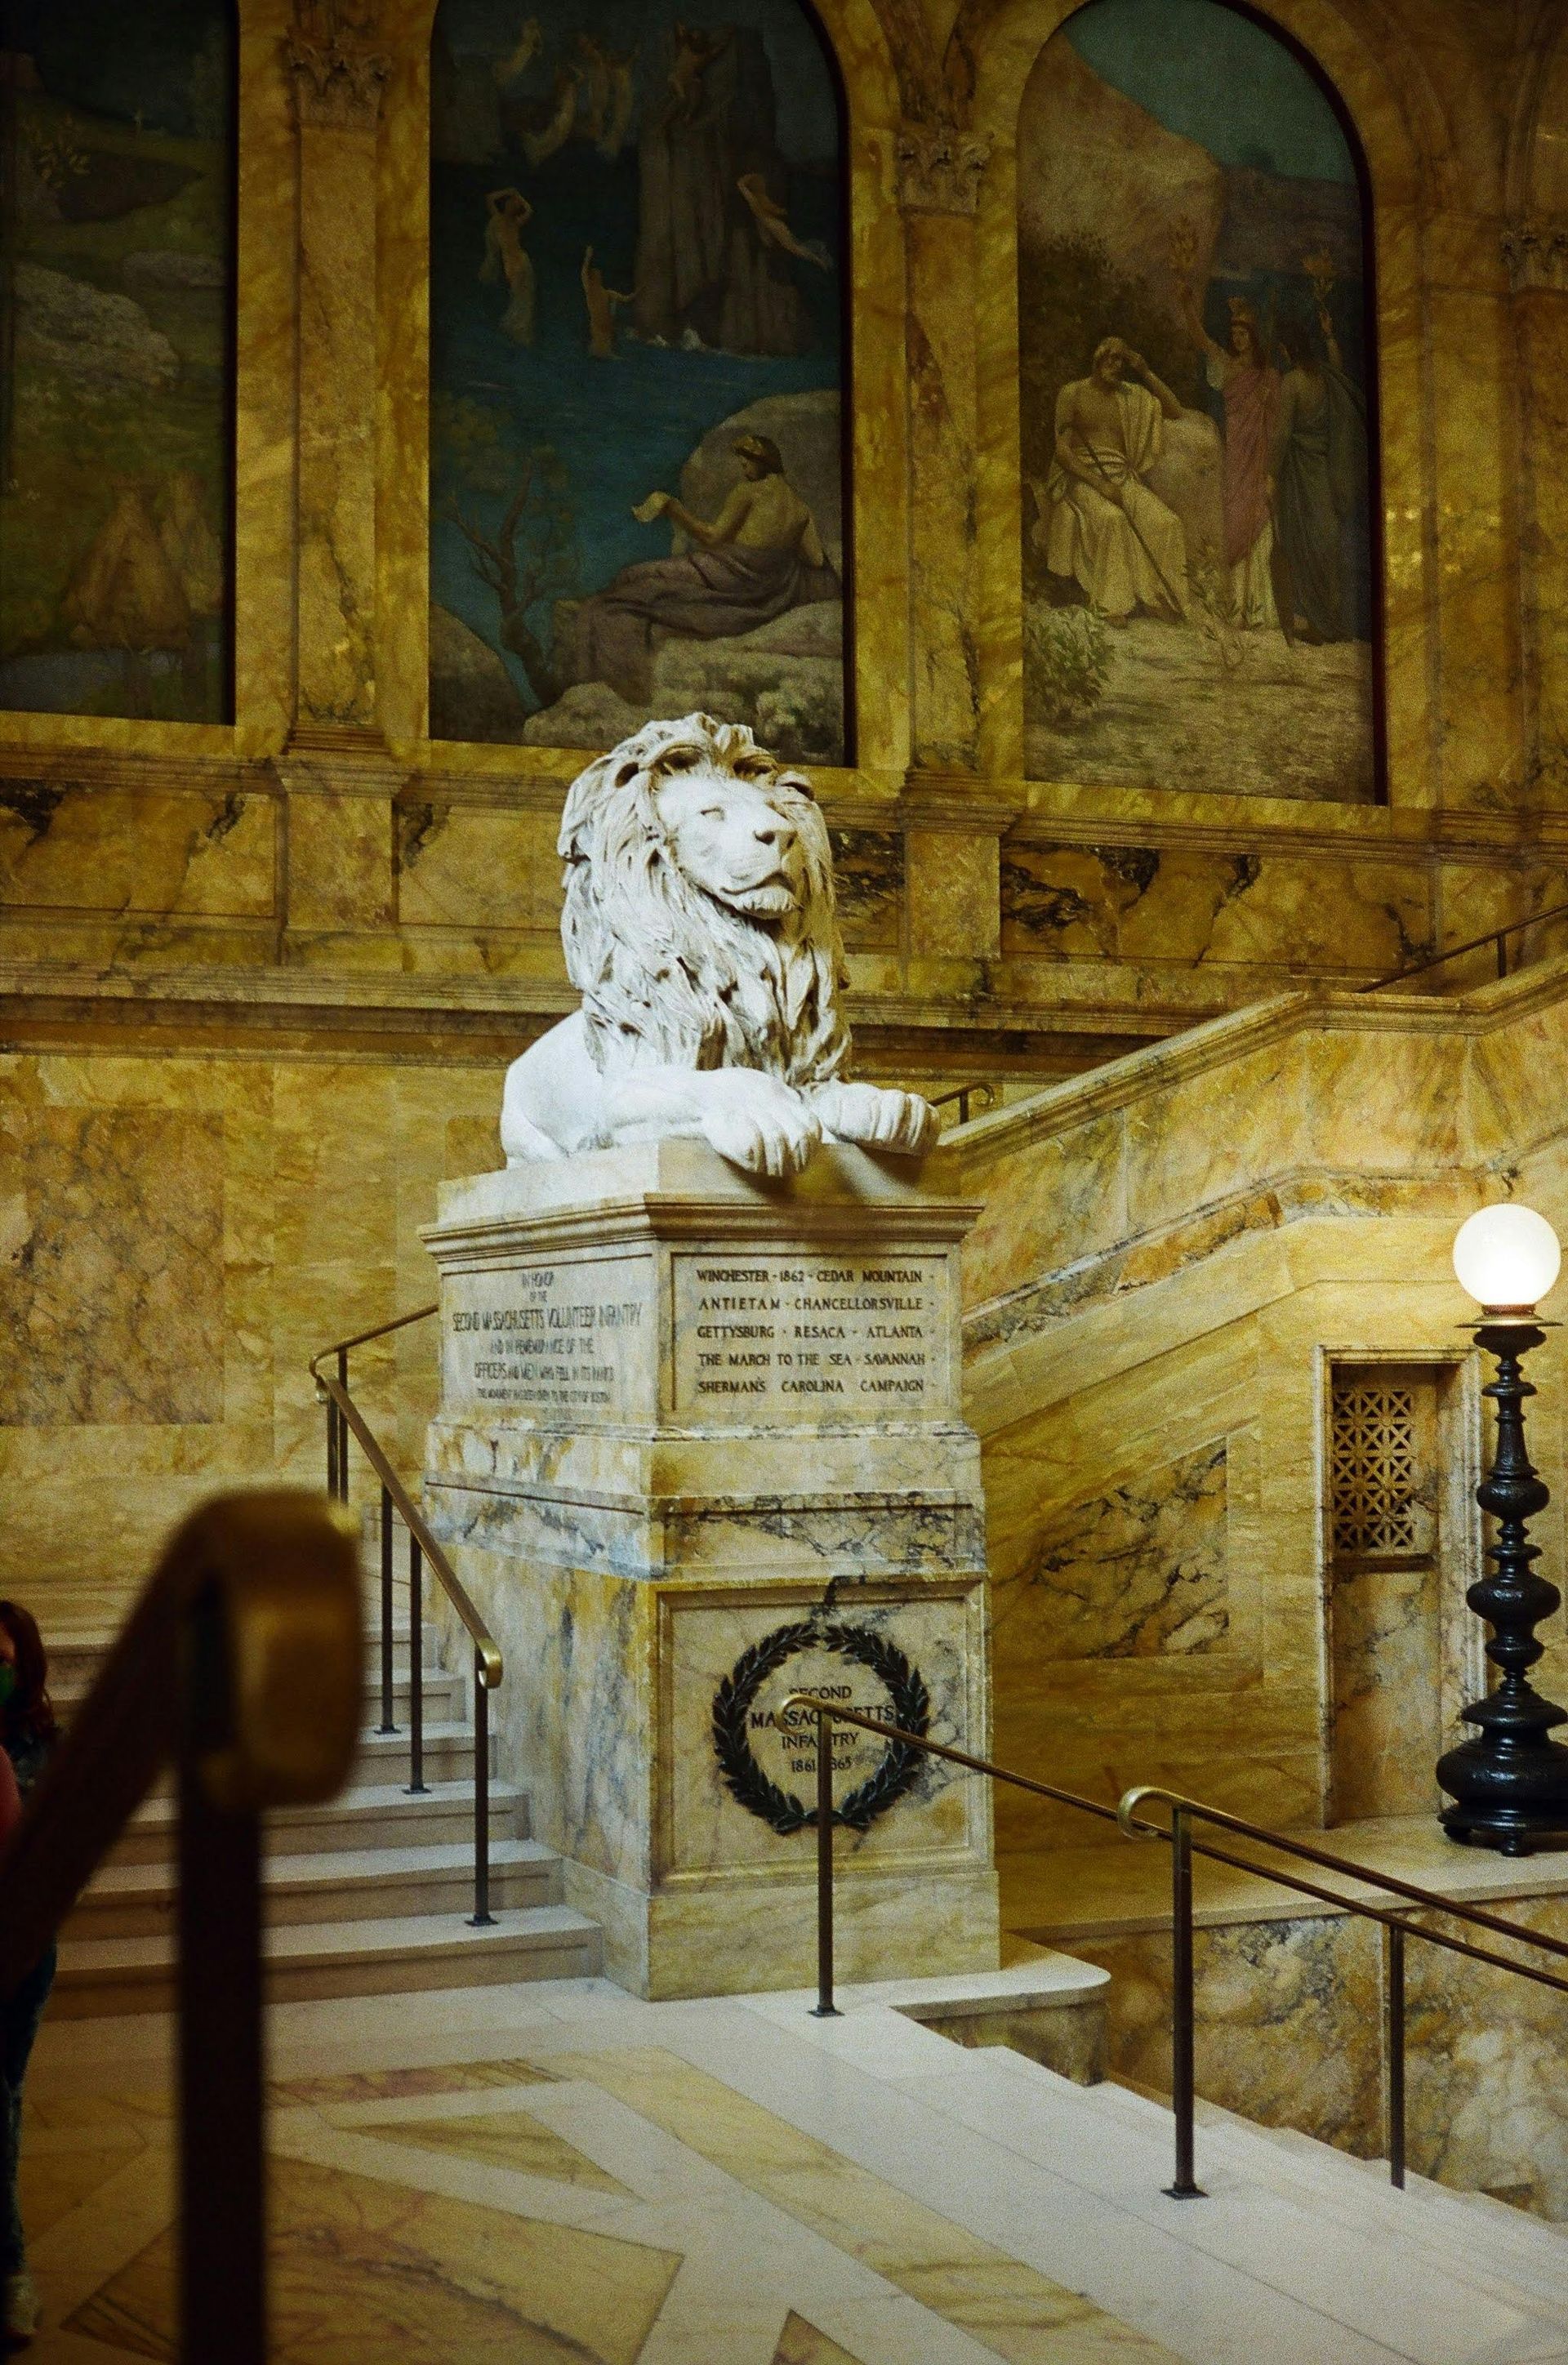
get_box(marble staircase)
[40,1543,603,2015]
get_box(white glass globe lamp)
[1452,1204,1561,1315]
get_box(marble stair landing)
[1000,1819,1568,2225]
[21,1966,1568,2364]
[999,1815,1568,1946]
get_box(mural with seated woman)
[430,0,847,764]
[0,0,234,724]
[1018,0,1379,803]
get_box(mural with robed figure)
[0,0,234,724]
[430,0,847,764]
[1018,0,1378,803]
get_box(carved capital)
[286,0,390,129]
[896,122,991,216]
[1503,217,1568,292]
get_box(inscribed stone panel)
[0,1107,224,1424]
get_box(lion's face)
[655,765,808,920]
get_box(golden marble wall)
[0,1043,502,1592]
[4,0,1568,1066]
[11,0,1568,1769]
[947,953,1568,1849]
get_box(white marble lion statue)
[501,712,938,1177]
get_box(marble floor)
[14,1962,1568,2365]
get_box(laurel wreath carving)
[710,1618,931,1836]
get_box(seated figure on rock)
[566,436,840,705]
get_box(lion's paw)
[698,1072,822,1178]
[810,1081,938,1157]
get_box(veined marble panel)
[827,828,903,950]
[0,1106,224,1426]
[993,1440,1228,1661]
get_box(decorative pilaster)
[1504,217,1568,798]
[898,122,991,779]
[285,0,390,744]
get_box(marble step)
[918,2044,1568,2357]
[103,1778,528,1867]
[1208,2113,1568,2312]
[1098,2068,1568,2311]
[352,1719,496,1783]
[52,1649,461,1718]
[49,1902,602,2016]
[65,1837,559,1940]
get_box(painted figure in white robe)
[1046,337,1189,622]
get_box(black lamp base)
[1438,1720,1568,1856]
[1437,1319,1568,1857]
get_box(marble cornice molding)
[0,750,270,798]
[898,772,1022,831]
[895,121,991,216]
[1503,216,1568,292]
[285,2,391,130]
[1004,804,1568,862]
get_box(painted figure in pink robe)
[1179,287,1281,627]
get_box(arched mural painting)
[430,0,848,763]
[1019,0,1378,802]
[0,0,234,724]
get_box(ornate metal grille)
[1330,1379,1422,1555]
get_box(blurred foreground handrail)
[0,1490,361,2365]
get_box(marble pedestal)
[421,1140,1000,2000]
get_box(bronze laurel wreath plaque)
[710,1617,932,1835]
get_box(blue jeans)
[2,1944,57,2281]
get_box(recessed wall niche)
[1324,1357,1480,1824]
[1018,0,1379,802]
[0,0,235,724]
[428,0,848,764]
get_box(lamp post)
[1439,1204,1568,1855]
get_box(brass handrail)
[0,1490,362,2365]
[312,1301,439,1362]
[929,1080,999,1125]
[782,1695,1568,2198]
[309,1306,501,1924]
[312,1367,501,1690]
[1359,898,1568,992]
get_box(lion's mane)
[557,713,851,1088]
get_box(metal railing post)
[178,1592,266,2365]
[1165,1804,1205,2198]
[336,1348,350,1505]
[324,1386,337,1499]
[1385,1920,1407,2189]
[377,1483,396,1735]
[406,1533,427,1794]
[469,1652,495,1926]
[810,1707,840,2017]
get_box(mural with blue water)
[429,0,847,760]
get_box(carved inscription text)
[672,1252,947,1421]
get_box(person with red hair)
[0,1601,59,2349]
